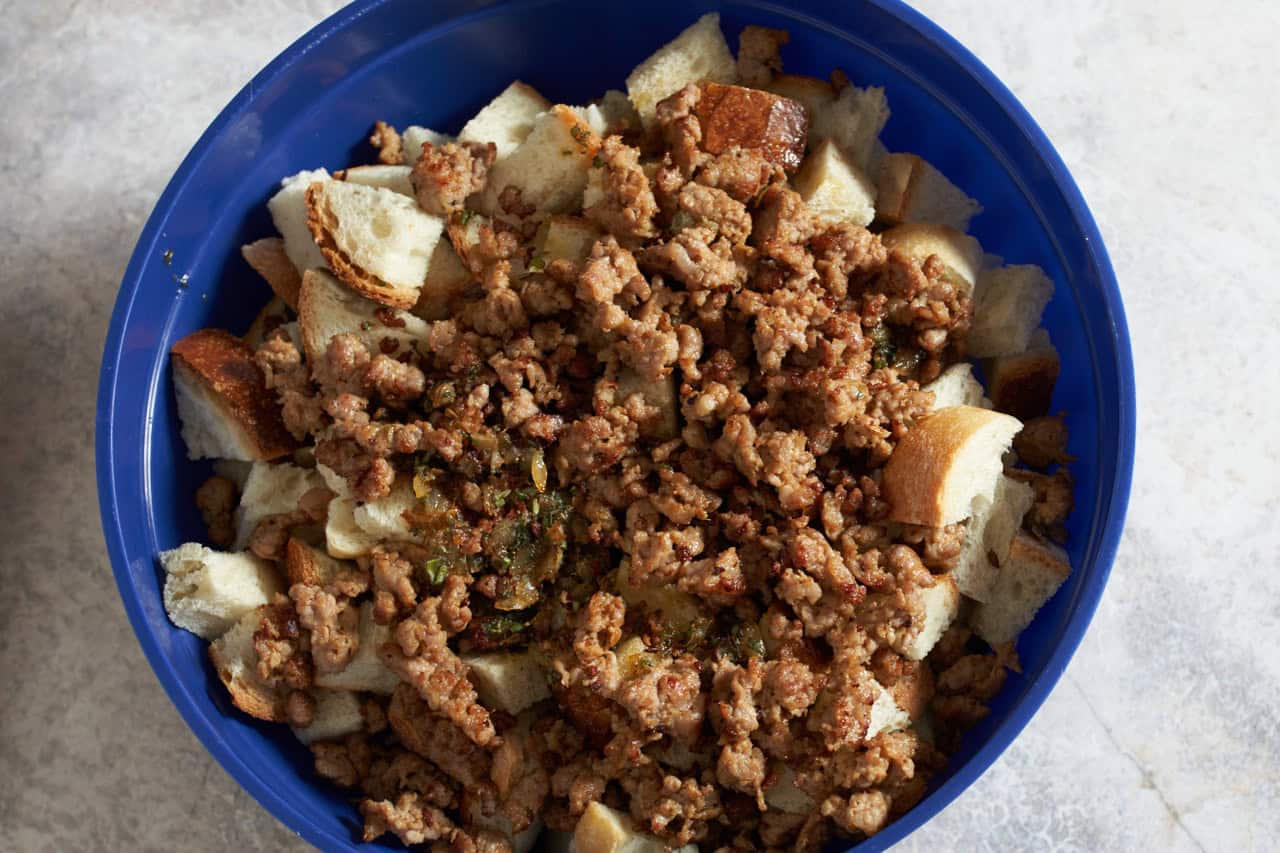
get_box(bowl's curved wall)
[96,1,1134,850]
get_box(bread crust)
[241,237,302,309]
[985,348,1061,421]
[881,405,1021,526]
[170,328,296,461]
[305,182,419,309]
[694,82,808,171]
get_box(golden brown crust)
[242,295,290,350]
[694,82,808,171]
[881,406,1019,527]
[170,328,296,460]
[1007,532,1072,579]
[304,182,419,310]
[984,349,1061,421]
[208,633,289,723]
[285,536,329,587]
[241,237,302,310]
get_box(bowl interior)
[97,1,1133,850]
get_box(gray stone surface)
[0,1,1275,851]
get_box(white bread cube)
[460,650,551,715]
[267,168,331,275]
[595,89,642,136]
[291,689,364,744]
[338,164,414,197]
[412,240,473,322]
[573,103,609,136]
[458,81,551,158]
[401,125,454,166]
[315,601,401,693]
[242,296,292,350]
[241,237,302,310]
[208,606,288,721]
[572,802,683,853]
[626,12,737,128]
[968,264,1055,357]
[213,459,253,489]
[880,222,984,296]
[535,216,602,266]
[284,536,349,587]
[305,180,446,309]
[876,152,982,232]
[352,476,417,540]
[616,559,703,631]
[972,532,1072,645]
[160,543,282,639]
[893,575,961,661]
[866,680,912,739]
[882,406,1023,527]
[233,461,324,550]
[615,369,678,440]
[766,74,836,122]
[924,363,990,412]
[985,330,1061,420]
[297,268,428,364]
[315,461,352,500]
[171,329,296,463]
[479,106,601,215]
[808,83,890,173]
[765,763,815,814]
[325,497,376,558]
[953,475,1035,602]
[792,138,877,227]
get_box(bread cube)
[626,12,737,128]
[460,650,551,715]
[160,542,282,639]
[985,331,1061,420]
[535,216,602,267]
[458,81,551,158]
[325,497,374,559]
[305,180,446,309]
[866,680,912,738]
[572,801,673,853]
[267,168,332,276]
[479,106,601,215]
[616,559,703,631]
[171,328,296,463]
[615,369,678,440]
[892,575,961,661]
[792,138,876,227]
[808,82,890,173]
[765,763,816,814]
[412,240,473,322]
[968,264,1055,357]
[241,237,302,310]
[923,362,990,412]
[314,601,401,694]
[352,475,417,540]
[401,125,453,166]
[952,474,1035,602]
[297,268,429,364]
[693,82,808,171]
[972,532,1072,645]
[338,164,414,197]
[208,606,288,721]
[876,152,982,232]
[241,296,293,351]
[766,73,836,122]
[232,461,324,550]
[291,689,364,745]
[880,222,984,296]
[284,536,349,587]
[882,406,1022,527]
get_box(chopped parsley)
[421,557,448,586]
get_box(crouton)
[460,650,551,715]
[626,12,737,128]
[766,73,835,121]
[791,137,876,227]
[159,542,282,639]
[693,82,808,171]
[296,268,428,364]
[171,328,296,463]
[411,240,473,322]
[241,237,302,310]
[458,81,551,159]
[314,601,401,694]
[208,606,288,722]
[985,330,1061,420]
[242,296,293,351]
[573,801,685,853]
[478,105,601,215]
[866,680,913,738]
[889,574,961,661]
[534,215,602,267]
[616,559,703,631]
[266,168,331,275]
[324,497,374,559]
[291,689,365,745]
[952,475,1035,602]
[337,164,414,197]
[880,222,984,296]
[401,125,453,166]
[615,368,678,440]
[595,89,642,136]
[808,82,890,173]
[876,152,982,232]
[968,264,1055,357]
[350,476,418,540]
[882,406,1023,527]
[232,461,324,550]
[284,536,348,587]
[923,362,990,412]
[971,532,1072,645]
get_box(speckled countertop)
[1,1,1276,851]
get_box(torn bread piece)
[866,680,913,739]
[616,369,678,441]
[808,81,890,174]
[324,497,374,558]
[876,152,982,232]
[232,461,324,550]
[882,406,1022,527]
[572,801,694,853]
[267,168,331,275]
[533,215,602,268]
[412,240,473,322]
[284,536,349,587]
[952,474,1035,602]
[242,296,292,351]
[458,81,551,159]
[460,650,551,715]
[693,82,808,171]
[766,74,835,122]
[305,180,445,309]
[160,542,282,639]
[297,268,428,364]
[792,137,876,227]
[968,264,1055,358]
[880,222,984,296]
[208,605,288,722]
[923,362,990,412]
[478,105,601,215]
[616,559,703,632]
[171,328,296,463]
[971,532,1072,645]
[351,475,418,541]
[594,89,642,136]
[291,688,365,745]
[241,237,303,310]
[626,12,737,128]
[985,329,1061,420]
[765,763,816,814]
[314,601,401,694]
[401,125,454,167]
[874,574,961,661]
[338,163,414,197]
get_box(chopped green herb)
[870,324,897,371]
[457,209,474,226]
[591,154,604,168]
[528,254,548,273]
[569,124,591,147]
[360,320,374,331]
[421,557,448,586]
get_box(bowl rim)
[95,1,1135,850]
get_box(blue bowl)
[96,1,1135,850]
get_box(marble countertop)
[1,1,1275,850]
